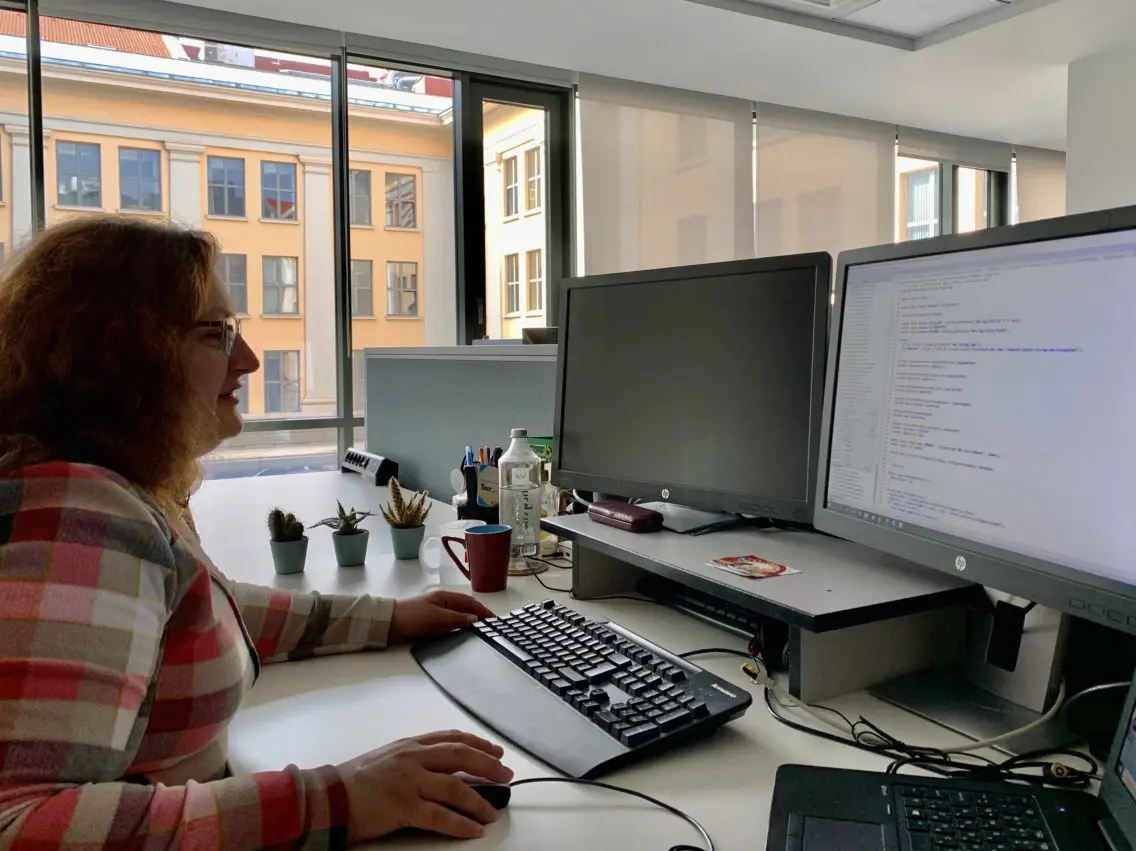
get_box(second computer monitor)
[815,205,1136,634]
[553,254,831,523]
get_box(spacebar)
[412,630,626,778]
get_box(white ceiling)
[733,0,1015,39]
[173,0,1136,150]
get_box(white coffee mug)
[420,519,486,569]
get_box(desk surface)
[191,472,983,851]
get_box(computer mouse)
[470,783,512,810]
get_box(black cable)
[678,648,754,660]
[524,556,662,606]
[529,567,572,594]
[509,777,713,851]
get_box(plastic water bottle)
[499,428,542,567]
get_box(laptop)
[766,671,1136,851]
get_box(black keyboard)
[896,784,1054,851]
[412,599,752,778]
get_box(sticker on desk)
[707,555,799,579]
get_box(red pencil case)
[587,500,664,533]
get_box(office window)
[903,165,939,241]
[207,156,245,217]
[386,261,418,317]
[352,349,366,416]
[504,253,520,314]
[503,156,519,218]
[219,254,248,315]
[384,173,416,228]
[525,147,542,211]
[234,382,249,414]
[349,169,372,226]
[351,259,373,317]
[526,249,543,313]
[261,161,297,220]
[262,256,299,315]
[56,141,101,208]
[119,148,161,212]
[264,350,301,414]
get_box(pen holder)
[456,463,500,525]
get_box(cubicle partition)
[363,346,557,500]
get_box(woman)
[0,216,512,849]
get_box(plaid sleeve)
[0,463,351,850]
[224,580,395,663]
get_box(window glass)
[264,350,301,414]
[504,252,520,314]
[503,156,519,218]
[119,148,161,211]
[385,173,416,228]
[262,256,299,315]
[526,248,543,313]
[261,161,297,221]
[525,147,542,211]
[219,253,248,314]
[897,157,940,242]
[349,169,371,226]
[208,156,245,218]
[386,261,418,317]
[351,258,373,317]
[56,141,101,208]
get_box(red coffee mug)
[442,524,511,593]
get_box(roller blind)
[1015,146,1066,223]
[577,74,755,275]
[898,126,1012,173]
[755,103,895,260]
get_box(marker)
[465,445,475,468]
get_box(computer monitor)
[815,205,1136,635]
[553,254,831,523]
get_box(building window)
[207,156,245,217]
[349,169,371,226]
[387,261,419,317]
[385,173,416,228]
[504,253,521,314]
[219,254,248,315]
[119,148,161,212]
[905,168,939,240]
[261,161,297,221]
[264,350,301,414]
[234,381,249,414]
[351,259,373,317]
[525,147,542,212]
[263,256,299,315]
[56,141,101,208]
[526,249,543,313]
[503,156,519,218]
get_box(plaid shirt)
[0,462,395,849]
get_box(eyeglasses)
[195,318,242,355]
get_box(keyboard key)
[661,701,680,713]
[621,723,660,747]
[580,701,600,717]
[557,667,587,687]
[688,701,710,718]
[585,662,617,683]
[656,708,692,731]
[550,678,572,696]
[594,710,620,731]
[664,667,687,683]
[627,714,649,725]
[646,709,663,720]
[609,653,632,668]
[627,681,648,696]
[590,688,610,705]
[678,694,696,706]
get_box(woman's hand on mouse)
[338,729,513,844]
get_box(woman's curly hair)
[0,215,220,515]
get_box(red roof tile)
[0,11,171,58]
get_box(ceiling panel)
[842,0,1012,37]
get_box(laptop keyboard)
[896,785,1053,851]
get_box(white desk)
[192,472,978,851]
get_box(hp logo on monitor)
[661,489,671,500]
[954,556,967,572]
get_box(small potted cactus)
[311,500,376,567]
[267,507,308,575]
[380,478,431,559]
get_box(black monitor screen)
[556,259,828,518]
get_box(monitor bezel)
[553,253,832,524]
[814,204,1136,636]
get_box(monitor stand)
[870,597,1074,756]
[638,502,738,535]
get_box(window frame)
[219,253,248,316]
[262,255,300,316]
[349,168,372,226]
[525,248,543,314]
[386,260,419,318]
[384,172,417,229]
[56,140,102,208]
[350,258,374,317]
[207,155,246,218]
[503,252,521,315]
[261,160,298,221]
[118,146,162,212]
[524,146,542,213]
[263,350,301,414]
[502,154,519,219]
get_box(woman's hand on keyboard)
[339,728,514,843]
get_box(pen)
[465,445,475,468]
[491,447,503,467]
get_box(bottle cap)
[510,428,528,438]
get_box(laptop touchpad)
[803,817,887,850]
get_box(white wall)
[1067,47,1136,214]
